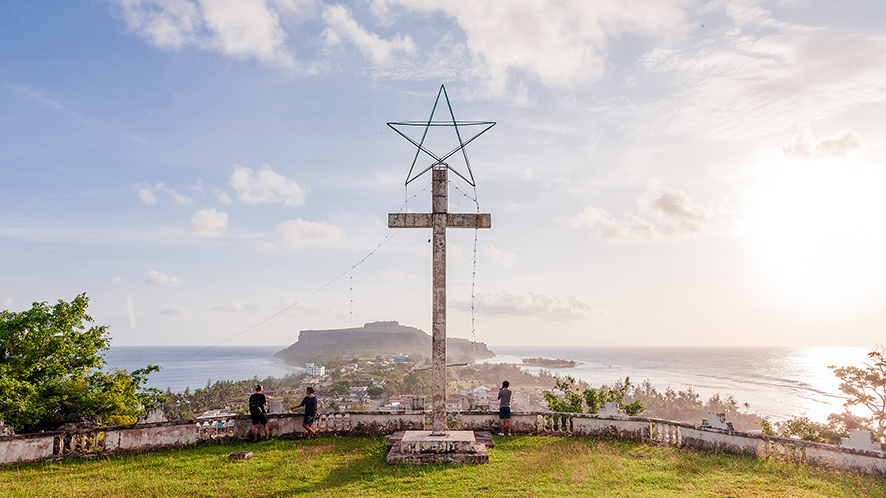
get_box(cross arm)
[388,213,491,229]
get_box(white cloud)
[160,305,188,316]
[322,4,415,65]
[144,269,184,286]
[482,243,517,265]
[2,297,13,308]
[113,0,295,67]
[453,289,594,320]
[111,277,129,286]
[783,126,865,160]
[138,187,158,205]
[372,0,687,91]
[214,189,232,204]
[230,164,308,206]
[641,7,886,140]
[112,0,687,90]
[277,218,345,248]
[10,85,65,110]
[211,300,259,313]
[188,208,228,237]
[564,181,734,241]
[137,182,194,205]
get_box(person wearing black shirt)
[292,386,318,437]
[249,384,269,442]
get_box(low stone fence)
[2,410,885,476]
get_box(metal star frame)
[388,85,495,186]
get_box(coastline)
[105,344,863,423]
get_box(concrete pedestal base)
[386,430,491,465]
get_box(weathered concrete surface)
[267,401,288,415]
[0,420,15,437]
[386,430,489,465]
[808,445,886,475]
[680,426,759,456]
[104,423,196,452]
[400,431,476,454]
[572,415,649,440]
[841,430,885,454]
[597,402,628,419]
[386,442,488,465]
[0,435,54,464]
[459,412,538,433]
[231,415,305,440]
[349,412,424,435]
[137,408,168,425]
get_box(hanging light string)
[449,179,483,350]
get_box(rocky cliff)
[275,321,495,364]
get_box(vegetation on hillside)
[0,294,164,433]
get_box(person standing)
[498,380,512,436]
[292,386,318,437]
[249,384,270,442]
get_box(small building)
[391,354,409,361]
[446,394,471,413]
[305,363,326,378]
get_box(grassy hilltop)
[1,436,884,497]
[275,321,495,365]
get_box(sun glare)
[751,159,886,300]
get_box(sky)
[2,0,886,348]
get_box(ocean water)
[105,346,301,393]
[105,345,868,422]
[483,346,867,422]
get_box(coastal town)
[193,355,553,421]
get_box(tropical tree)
[829,345,886,441]
[0,294,165,433]
[543,376,643,416]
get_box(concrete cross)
[389,164,491,434]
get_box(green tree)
[331,380,352,395]
[543,376,643,416]
[829,346,886,441]
[0,294,165,433]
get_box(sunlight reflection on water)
[483,346,869,422]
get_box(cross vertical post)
[386,85,494,437]
[388,164,491,435]
[431,164,448,434]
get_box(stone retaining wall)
[1,411,884,475]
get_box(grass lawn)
[1,435,884,497]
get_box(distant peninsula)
[522,357,577,369]
[275,321,495,365]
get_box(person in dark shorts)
[292,386,318,437]
[498,380,512,436]
[249,384,270,442]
